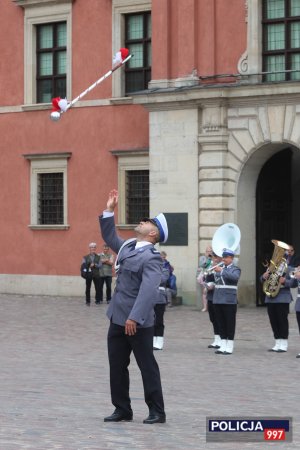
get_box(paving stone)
[0,294,299,449]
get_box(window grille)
[126,170,149,223]
[38,173,64,224]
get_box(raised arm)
[106,189,118,212]
[99,189,125,254]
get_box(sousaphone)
[212,223,241,258]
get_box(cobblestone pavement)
[0,294,299,450]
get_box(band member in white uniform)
[212,248,241,355]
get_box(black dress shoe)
[104,411,133,422]
[86,302,90,306]
[143,414,166,424]
[208,344,220,348]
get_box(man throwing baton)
[99,189,168,424]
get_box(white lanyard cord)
[114,238,137,273]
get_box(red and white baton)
[50,48,132,121]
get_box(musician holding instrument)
[213,248,241,355]
[197,246,213,312]
[286,266,300,358]
[287,244,300,303]
[204,252,223,349]
[261,240,294,353]
[286,245,300,267]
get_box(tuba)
[212,223,241,259]
[197,223,241,286]
[263,240,290,298]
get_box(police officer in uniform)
[153,266,170,350]
[261,266,294,353]
[213,248,241,355]
[99,189,168,424]
[204,252,223,349]
[289,267,300,357]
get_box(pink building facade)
[1,0,300,305]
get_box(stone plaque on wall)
[163,213,188,246]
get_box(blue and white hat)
[142,213,168,243]
[222,248,235,257]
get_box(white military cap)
[89,242,97,248]
[142,213,168,243]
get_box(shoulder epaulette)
[151,248,160,254]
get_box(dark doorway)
[256,149,292,306]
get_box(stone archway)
[196,100,300,305]
[237,143,293,305]
[227,103,300,305]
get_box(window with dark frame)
[126,170,149,224]
[36,22,67,103]
[38,173,64,225]
[263,0,300,81]
[125,12,151,93]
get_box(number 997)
[264,429,285,440]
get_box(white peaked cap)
[153,213,168,243]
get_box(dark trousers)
[213,304,237,340]
[267,303,289,339]
[85,277,101,303]
[99,276,112,302]
[154,304,166,337]
[208,301,220,335]
[297,312,300,334]
[107,323,165,416]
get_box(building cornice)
[23,152,72,160]
[133,82,300,111]
[110,148,149,157]
[13,0,74,7]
